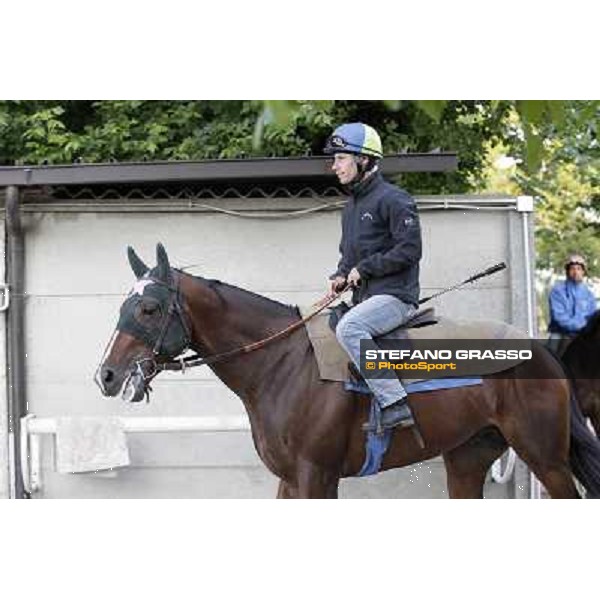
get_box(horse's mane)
[192,274,299,318]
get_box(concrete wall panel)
[18,196,526,498]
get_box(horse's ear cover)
[156,242,171,282]
[127,246,149,279]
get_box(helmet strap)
[345,156,379,192]
[353,155,376,182]
[355,156,366,180]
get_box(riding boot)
[363,397,414,432]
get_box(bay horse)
[96,244,600,498]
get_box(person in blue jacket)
[323,123,422,431]
[548,254,597,355]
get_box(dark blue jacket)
[548,279,597,334]
[331,171,422,306]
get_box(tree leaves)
[414,100,447,122]
[481,100,600,275]
[511,100,588,171]
[382,100,402,111]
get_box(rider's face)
[331,153,358,185]
[568,264,585,282]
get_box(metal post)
[518,196,535,337]
[0,216,9,498]
[517,196,542,499]
[5,185,28,498]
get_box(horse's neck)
[183,275,299,400]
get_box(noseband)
[129,271,193,399]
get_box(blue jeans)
[335,294,416,408]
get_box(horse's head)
[95,243,192,402]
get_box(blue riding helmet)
[323,123,383,159]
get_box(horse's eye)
[139,300,160,317]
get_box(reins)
[157,284,352,373]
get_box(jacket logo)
[361,212,374,221]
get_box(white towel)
[56,417,130,474]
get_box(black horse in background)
[560,312,600,438]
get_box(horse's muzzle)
[96,357,156,403]
[96,364,125,397]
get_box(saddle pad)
[346,376,483,395]
[300,306,529,383]
[300,307,350,382]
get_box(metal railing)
[20,414,251,494]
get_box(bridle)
[95,270,193,401]
[126,271,194,400]
[147,272,193,359]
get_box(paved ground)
[37,460,514,499]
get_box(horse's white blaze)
[129,278,153,297]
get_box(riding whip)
[419,262,506,305]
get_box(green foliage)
[475,101,599,277]
[0,100,257,163]
[534,162,600,272]
[414,100,447,122]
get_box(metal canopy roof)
[0,153,457,187]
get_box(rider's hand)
[330,275,347,294]
[323,275,347,302]
[347,267,361,288]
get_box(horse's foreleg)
[277,474,339,499]
[276,480,299,499]
[295,458,340,498]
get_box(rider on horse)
[324,122,422,432]
[548,253,597,355]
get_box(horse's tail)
[569,390,600,498]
